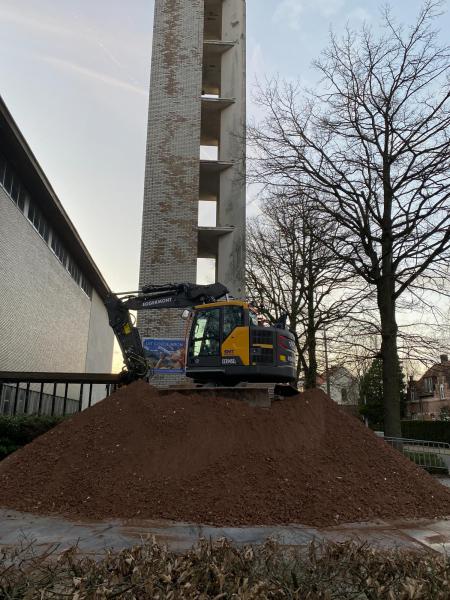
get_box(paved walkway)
[1,509,450,555]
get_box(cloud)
[315,0,345,18]
[273,0,305,30]
[249,41,266,80]
[0,4,76,38]
[39,56,148,97]
[273,0,346,30]
[347,7,372,22]
[0,3,150,62]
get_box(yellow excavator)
[105,282,298,402]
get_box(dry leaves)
[1,538,449,599]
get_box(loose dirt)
[1,381,450,527]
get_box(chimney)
[441,354,449,364]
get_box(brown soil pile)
[1,381,450,527]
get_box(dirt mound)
[1,381,450,527]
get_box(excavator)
[105,282,298,403]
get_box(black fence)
[0,372,122,417]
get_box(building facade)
[317,366,359,415]
[406,355,450,420]
[317,366,359,406]
[138,0,246,346]
[0,97,114,391]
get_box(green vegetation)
[0,415,63,460]
[402,420,450,445]
[359,358,406,430]
[2,539,450,599]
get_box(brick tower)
[138,0,246,358]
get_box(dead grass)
[1,538,450,599]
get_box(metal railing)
[0,372,122,417]
[384,436,450,472]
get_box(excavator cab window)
[249,310,259,327]
[192,308,221,357]
[223,305,244,339]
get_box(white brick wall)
[0,187,113,375]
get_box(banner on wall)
[142,338,185,374]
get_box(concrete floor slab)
[320,528,425,550]
[398,525,450,554]
[2,509,450,555]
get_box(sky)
[2,0,449,294]
[1,0,449,374]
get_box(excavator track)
[160,382,299,408]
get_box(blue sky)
[1,0,449,293]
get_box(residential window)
[0,154,26,213]
[51,233,68,266]
[3,164,13,195]
[341,388,348,404]
[11,176,20,203]
[440,384,445,400]
[11,174,25,213]
[80,274,93,298]
[17,187,26,212]
[410,389,416,402]
[67,256,81,286]
[0,153,5,184]
[27,201,49,242]
[425,377,434,393]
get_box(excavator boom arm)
[123,282,229,311]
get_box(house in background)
[406,355,450,420]
[317,366,359,415]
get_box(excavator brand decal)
[141,297,174,308]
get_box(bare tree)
[249,1,450,435]
[246,193,361,387]
[329,291,450,366]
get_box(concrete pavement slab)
[2,509,450,555]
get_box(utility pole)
[323,328,331,396]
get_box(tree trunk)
[377,278,401,437]
[304,267,317,389]
[379,140,401,438]
[304,334,317,388]
[293,329,304,381]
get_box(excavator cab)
[186,301,297,385]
